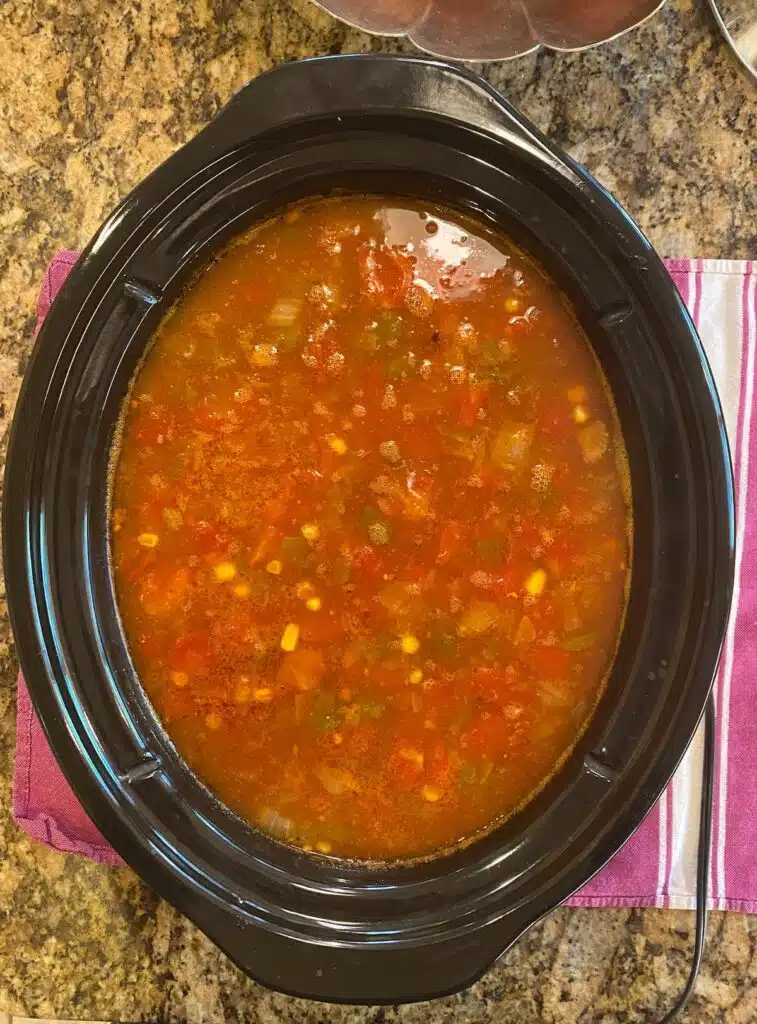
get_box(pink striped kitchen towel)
[12,253,757,907]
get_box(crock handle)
[198,905,543,1004]
[183,54,571,181]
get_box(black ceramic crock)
[3,55,734,1003]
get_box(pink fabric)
[14,674,124,865]
[13,253,756,908]
[14,250,124,866]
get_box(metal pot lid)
[310,0,667,62]
[708,0,757,81]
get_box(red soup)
[111,195,631,860]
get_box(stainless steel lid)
[708,0,757,81]
[310,0,667,62]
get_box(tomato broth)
[110,195,630,860]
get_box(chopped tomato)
[249,523,279,565]
[131,406,171,446]
[278,648,326,691]
[357,244,412,307]
[458,381,490,428]
[489,560,531,598]
[300,613,344,643]
[161,687,196,723]
[472,666,513,703]
[388,743,425,787]
[373,657,409,690]
[123,545,157,584]
[190,521,232,557]
[263,481,293,523]
[426,743,453,788]
[172,630,211,676]
[527,646,571,679]
[140,567,190,617]
[539,405,571,439]
[195,394,239,433]
[351,545,384,579]
[346,724,379,761]
[461,710,511,759]
[437,520,465,564]
[213,608,257,654]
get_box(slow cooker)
[3,55,734,1003]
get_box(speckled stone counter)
[0,0,756,1020]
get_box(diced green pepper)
[459,758,494,786]
[450,704,474,734]
[386,355,410,380]
[275,324,305,352]
[281,535,309,564]
[561,632,596,651]
[376,311,404,343]
[366,636,393,663]
[333,555,351,585]
[458,600,501,636]
[358,331,379,353]
[475,537,506,562]
[360,506,380,530]
[357,695,386,718]
[310,691,339,732]
[428,623,458,662]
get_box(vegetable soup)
[110,195,630,860]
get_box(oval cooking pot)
[3,55,734,1003]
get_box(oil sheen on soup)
[111,195,630,861]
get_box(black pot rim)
[3,54,735,1003]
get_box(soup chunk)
[111,195,630,860]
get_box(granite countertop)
[0,0,756,1020]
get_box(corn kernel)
[213,561,237,582]
[315,840,332,854]
[281,623,300,651]
[234,680,251,704]
[339,687,352,702]
[332,732,343,746]
[301,523,320,541]
[253,687,273,703]
[504,296,522,314]
[409,668,424,685]
[138,532,159,548]
[328,436,348,455]
[266,559,283,575]
[421,785,442,802]
[573,404,589,424]
[567,385,588,404]
[306,596,322,612]
[205,712,222,731]
[296,581,316,599]
[400,634,420,655]
[302,843,313,853]
[232,583,251,598]
[170,670,189,688]
[524,569,547,597]
[400,747,424,768]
